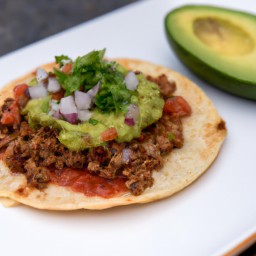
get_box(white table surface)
[0,0,255,255]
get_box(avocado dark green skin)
[165,6,256,101]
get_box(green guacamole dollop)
[22,74,164,151]
[22,50,164,151]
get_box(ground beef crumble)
[147,74,176,99]
[0,74,188,196]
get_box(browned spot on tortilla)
[15,187,30,197]
[36,190,47,201]
[16,188,25,196]
[36,194,44,200]
[217,119,226,130]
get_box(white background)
[0,0,255,255]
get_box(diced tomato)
[163,96,192,117]
[1,102,21,125]
[13,84,29,100]
[62,63,72,74]
[100,127,118,142]
[1,84,28,125]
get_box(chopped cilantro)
[168,132,174,142]
[54,49,133,113]
[55,55,72,68]
[62,76,81,96]
[54,68,68,85]
[88,119,99,125]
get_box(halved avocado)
[165,5,256,100]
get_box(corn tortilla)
[0,59,227,210]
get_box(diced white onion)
[74,91,92,110]
[48,100,62,119]
[36,68,48,82]
[47,77,61,93]
[125,71,138,91]
[62,113,78,124]
[28,84,48,99]
[60,96,78,124]
[87,82,100,98]
[122,148,132,163]
[50,100,60,111]
[61,59,72,65]
[48,110,55,116]
[124,117,135,126]
[53,110,62,119]
[60,96,77,114]
[48,109,62,119]
[124,104,140,126]
[78,110,92,122]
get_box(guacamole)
[22,50,164,151]
[23,74,164,151]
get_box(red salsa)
[49,168,128,198]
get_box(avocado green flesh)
[22,75,164,151]
[193,17,254,55]
[165,5,256,100]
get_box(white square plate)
[0,0,255,255]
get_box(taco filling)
[0,49,192,199]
